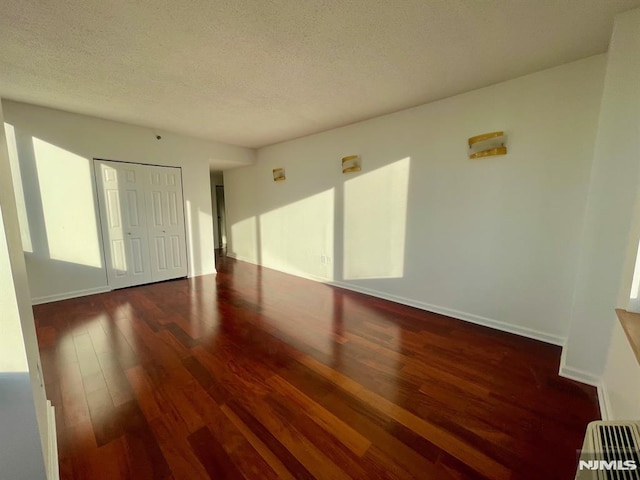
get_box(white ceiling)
[1,1,638,149]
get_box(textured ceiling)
[1,0,638,148]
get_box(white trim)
[559,363,608,419]
[328,279,565,346]
[32,286,111,305]
[226,252,254,264]
[226,253,565,346]
[30,270,219,304]
[597,383,612,421]
[558,346,607,420]
[46,400,59,480]
[558,346,601,385]
[188,268,217,278]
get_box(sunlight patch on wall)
[0,206,29,374]
[628,237,640,313]
[230,216,259,262]
[630,237,640,301]
[199,208,212,273]
[344,157,410,280]
[185,199,194,276]
[4,123,33,253]
[259,188,334,280]
[33,138,102,268]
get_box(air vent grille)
[577,421,640,480]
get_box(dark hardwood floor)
[33,254,599,480]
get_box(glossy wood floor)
[34,254,600,480]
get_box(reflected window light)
[343,157,410,280]
[186,199,194,277]
[4,123,33,253]
[629,237,640,301]
[627,237,640,314]
[230,216,259,264]
[33,138,103,268]
[0,205,30,374]
[259,188,335,280]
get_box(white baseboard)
[46,400,59,480]
[558,347,609,419]
[189,268,217,277]
[558,346,602,386]
[226,252,253,264]
[226,253,565,346]
[32,286,111,305]
[31,269,219,304]
[330,279,566,346]
[597,383,612,421]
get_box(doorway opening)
[216,185,227,249]
[210,171,227,258]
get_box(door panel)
[106,190,121,228]
[151,191,163,226]
[111,239,126,275]
[144,166,188,282]
[155,237,167,270]
[95,160,153,289]
[130,237,146,275]
[170,236,181,268]
[127,190,141,226]
[95,160,188,288]
[168,191,178,225]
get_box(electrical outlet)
[320,255,326,264]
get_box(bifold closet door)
[143,166,188,282]
[95,160,188,289]
[95,160,153,289]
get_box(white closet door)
[143,165,188,282]
[95,160,153,289]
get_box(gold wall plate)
[469,146,507,159]
[468,131,507,159]
[468,131,504,148]
[342,155,361,173]
[273,168,286,181]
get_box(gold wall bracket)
[342,155,361,173]
[468,131,507,159]
[273,167,286,181]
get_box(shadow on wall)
[5,117,217,298]
[227,156,412,286]
[5,122,108,298]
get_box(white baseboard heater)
[576,421,640,479]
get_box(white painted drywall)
[0,99,48,478]
[563,9,640,379]
[225,55,606,344]
[601,320,640,420]
[2,100,255,302]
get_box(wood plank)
[220,404,296,480]
[188,426,245,480]
[296,353,511,479]
[32,254,600,480]
[267,374,371,456]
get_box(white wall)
[3,100,254,303]
[0,99,49,478]
[563,9,640,384]
[225,55,606,345]
[600,319,640,420]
